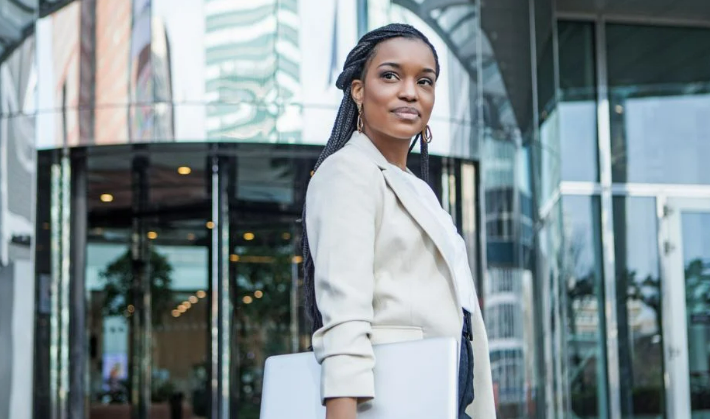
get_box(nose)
[398,78,417,102]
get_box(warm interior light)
[183,301,192,309]
[197,290,206,298]
[292,256,303,264]
[242,296,253,304]
[254,290,263,299]
[206,221,215,229]
[189,296,198,304]
[177,166,192,175]
[172,310,180,317]
[282,232,291,240]
[230,254,240,262]
[187,233,196,240]
[239,255,276,264]
[147,231,158,240]
[127,305,135,313]
[243,232,255,241]
[178,305,187,313]
[100,194,114,203]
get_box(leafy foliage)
[99,248,174,324]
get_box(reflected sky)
[681,212,710,266]
[86,243,208,291]
[619,94,710,184]
[559,101,598,182]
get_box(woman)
[302,23,495,419]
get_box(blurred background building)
[0,0,709,419]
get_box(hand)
[325,397,357,419]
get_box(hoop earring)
[422,125,433,143]
[357,104,364,133]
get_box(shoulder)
[308,145,384,192]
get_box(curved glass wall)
[33,0,485,159]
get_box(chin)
[385,125,422,141]
[384,131,419,141]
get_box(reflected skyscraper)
[204,0,302,142]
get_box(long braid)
[302,23,440,334]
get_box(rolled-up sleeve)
[305,152,381,404]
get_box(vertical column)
[59,153,71,419]
[49,157,65,419]
[130,153,151,419]
[49,150,72,419]
[594,18,622,419]
[211,153,231,419]
[218,155,231,419]
[69,155,87,419]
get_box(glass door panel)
[227,152,310,418]
[662,197,710,419]
[681,212,710,417]
[85,147,212,419]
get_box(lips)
[391,107,420,121]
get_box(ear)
[351,79,364,108]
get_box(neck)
[362,127,411,171]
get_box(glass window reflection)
[607,23,710,184]
[557,21,599,183]
[612,197,664,419]
[562,195,608,419]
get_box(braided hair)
[302,23,440,334]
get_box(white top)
[388,164,477,312]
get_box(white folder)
[260,337,459,419]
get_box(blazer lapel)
[347,133,463,310]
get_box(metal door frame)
[658,196,710,419]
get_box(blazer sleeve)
[305,151,382,404]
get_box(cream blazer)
[306,132,495,418]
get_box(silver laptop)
[260,337,459,419]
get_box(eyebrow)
[377,62,436,75]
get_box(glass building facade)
[0,1,709,419]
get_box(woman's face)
[351,37,437,142]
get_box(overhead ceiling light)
[206,221,215,229]
[243,232,255,241]
[196,290,206,298]
[254,290,263,299]
[177,166,192,175]
[189,296,198,304]
[100,194,114,203]
[177,305,187,313]
[172,310,180,317]
[183,301,192,309]
[147,231,158,240]
[242,296,253,304]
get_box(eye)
[380,71,399,81]
[419,78,434,86]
